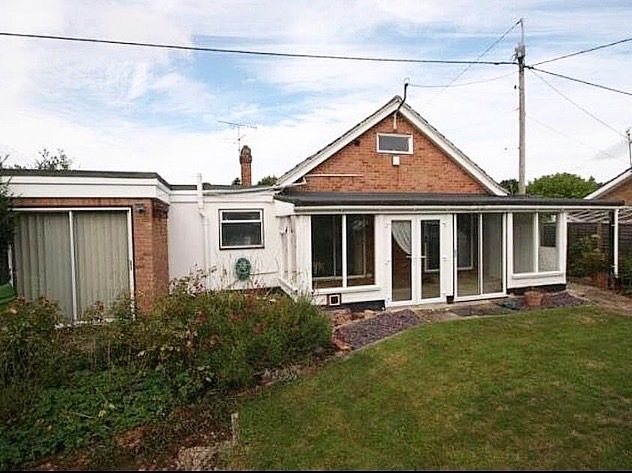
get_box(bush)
[568,234,608,278]
[0,277,333,469]
[0,297,66,386]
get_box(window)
[220,210,263,249]
[377,133,413,154]
[512,212,560,274]
[311,215,375,289]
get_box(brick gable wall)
[596,178,632,204]
[13,197,169,313]
[296,115,489,194]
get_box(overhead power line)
[529,69,626,139]
[409,70,515,88]
[526,113,627,164]
[533,36,632,66]
[0,31,517,65]
[423,19,521,106]
[528,66,632,97]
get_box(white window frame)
[219,209,264,250]
[311,214,375,289]
[512,211,562,275]
[376,133,413,154]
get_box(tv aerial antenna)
[218,120,258,155]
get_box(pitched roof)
[586,167,632,199]
[277,96,508,196]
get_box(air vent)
[328,294,341,306]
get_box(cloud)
[0,0,630,187]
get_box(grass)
[229,306,632,470]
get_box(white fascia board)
[6,175,171,204]
[277,102,399,187]
[586,169,631,199]
[401,107,507,196]
[277,101,506,196]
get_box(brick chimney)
[239,145,252,187]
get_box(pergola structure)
[567,206,632,277]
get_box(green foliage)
[0,276,332,469]
[256,175,278,186]
[526,172,600,198]
[499,178,518,194]
[568,234,608,278]
[0,156,15,284]
[0,297,65,385]
[232,177,241,185]
[0,369,176,470]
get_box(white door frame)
[386,214,452,307]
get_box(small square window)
[377,133,413,154]
[220,209,264,249]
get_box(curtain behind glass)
[14,213,74,321]
[74,212,129,319]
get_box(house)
[2,96,622,323]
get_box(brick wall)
[297,114,489,194]
[13,197,169,312]
[597,178,632,204]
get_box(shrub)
[0,277,332,469]
[568,234,608,278]
[0,297,66,386]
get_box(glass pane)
[391,220,412,301]
[482,214,503,293]
[379,134,410,152]
[421,220,440,299]
[311,215,342,289]
[513,213,535,273]
[347,215,375,287]
[457,214,480,296]
[74,212,130,320]
[538,213,559,271]
[222,211,260,221]
[221,222,262,247]
[13,213,74,321]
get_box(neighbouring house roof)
[586,167,632,199]
[275,191,623,210]
[276,96,508,196]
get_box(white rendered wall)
[168,190,284,290]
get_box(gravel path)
[334,309,420,349]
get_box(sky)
[0,0,630,187]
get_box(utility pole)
[516,18,526,194]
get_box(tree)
[499,178,519,195]
[231,177,241,186]
[526,173,600,199]
[8,148,74,170]
[257,175,278,186]
[34,148,73,170]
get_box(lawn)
[229,306,632,470]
